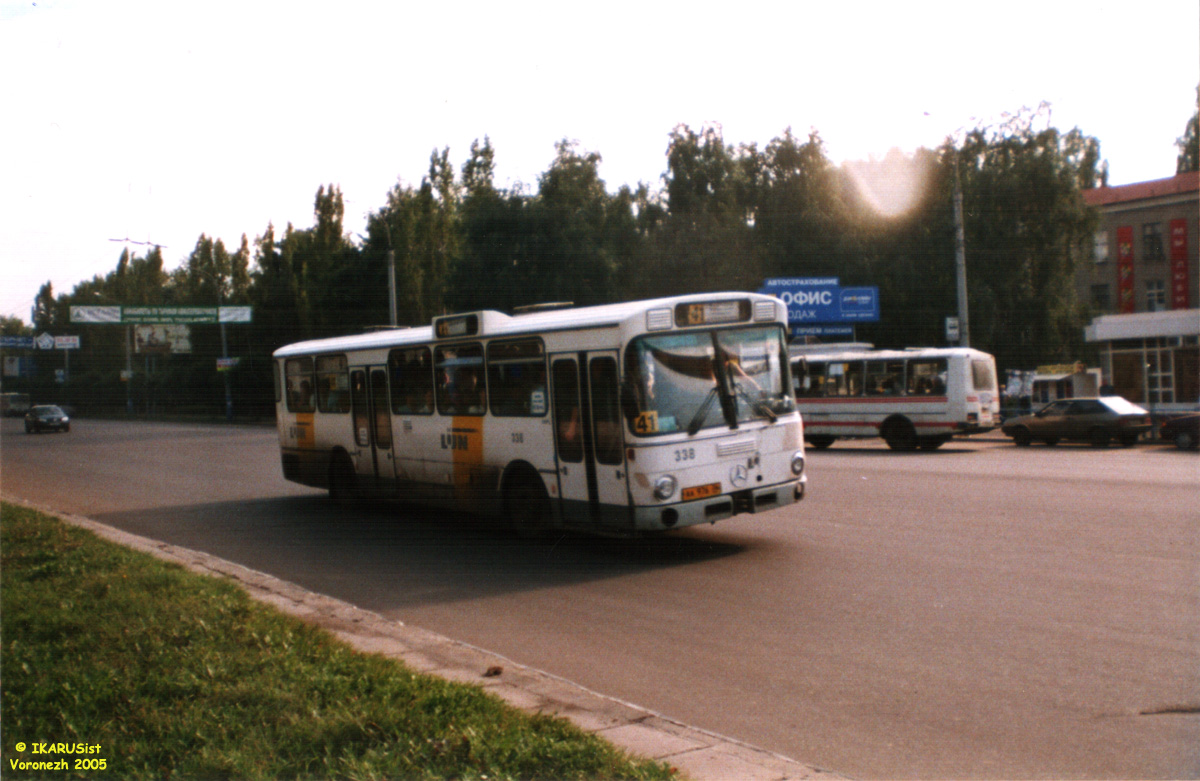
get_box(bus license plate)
[682,482,721,501]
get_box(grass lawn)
[1,502,677,780]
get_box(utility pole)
[384,222,398,327]
[220,314,233,421]
[953,163,970,347]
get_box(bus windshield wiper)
[687,386,720,436]
[732,382,777,422]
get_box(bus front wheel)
[507,477,552,539]
[882,419,918,451]
[806,435,836,449]
[328,451,357,505]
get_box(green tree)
[754,128,852,281]
[531,139,623,306]
[953,108,1100,371]
[842,147,957,347]
[642,124,756,298]
[32,282,56,330]
[0,315,28,336]
[1177,85,1199,174]
[250,222,306,350]
[275,185,362,337]
[450,137,537,313]
[366,152,461,326]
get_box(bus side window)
[316,354,350,413]
[908,359,948,395]
[589,356,623,466]
[866,360,904,396]
[389,347,434,415]
[827,362,863,397]
[286,357,315,413]
[435,344,485,416]
[796,360,827,397]
[487,340,547,417]
[552,359,583,463]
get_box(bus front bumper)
[633,478,804,533]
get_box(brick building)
[1080,171,1199,412]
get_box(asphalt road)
[3,417,1197,779]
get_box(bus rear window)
[971,359,996,392]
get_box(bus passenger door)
[551,352,631,530]
[349,367,395,485]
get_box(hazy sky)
[2,0,1197,325]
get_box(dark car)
[24,404,70,434]
[1159,413,1200,450]
[1001,396,1150,447]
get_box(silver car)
[1001,396,1150,447]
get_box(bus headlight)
[653,474,677,501]
[791,451,805,476]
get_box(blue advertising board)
[759,278,879,324]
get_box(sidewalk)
[36,502,843,781]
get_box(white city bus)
[790,344,999,450]
[274,293,806,536]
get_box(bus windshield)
[625,326,793,436]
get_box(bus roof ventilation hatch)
[512,302,575,315]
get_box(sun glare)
[844,150,934,219]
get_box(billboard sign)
[759,278,880,324]
[71,306,252,324]
[791,324,855,339]
[135,325,192,354]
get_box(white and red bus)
[790,344,999,450]
[273,293,806,536]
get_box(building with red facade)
[1080,171,1199,412]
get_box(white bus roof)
[274,292,782,358]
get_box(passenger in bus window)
[559,404,580,445]
[451,368,486,414]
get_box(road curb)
[19,499,843,781]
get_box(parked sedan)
[24,404,71,434]
[1160,413,1200,450]
[1001,396,1150,447]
